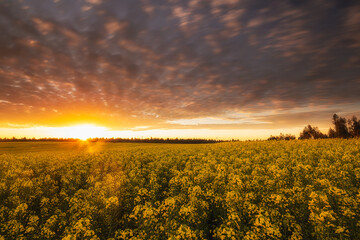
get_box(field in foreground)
[0,140,359,240]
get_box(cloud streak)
[0,0,359,132]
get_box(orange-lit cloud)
[0,0,360,138]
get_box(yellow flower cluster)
[0,139,359,239]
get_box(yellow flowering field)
[0,139,359,239]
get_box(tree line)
[269,114,360,140]
[1,113,359,142]
[0,137,223,144]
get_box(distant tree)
[299,125,313,139]
[299,125,327,139]
[332,114,350,138]
[268,133,295,141]
[268,135,277,141]
[328,128,336,138]
[284,134,296,140]
[348,116,360,137]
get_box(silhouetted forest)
[269,113,360,140]
[267,133,296,141]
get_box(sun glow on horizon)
[52,124,109,140]
[0,124,308,140]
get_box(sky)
[0,0,360,139]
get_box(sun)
[60,124,109,140]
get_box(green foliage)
[0,140,359,239]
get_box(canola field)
[0,140,359,240]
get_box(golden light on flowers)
[1,139,359,238]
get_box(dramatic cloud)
[0,0,359,133]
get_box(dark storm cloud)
[0,0,359,129]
